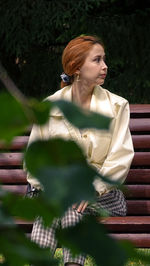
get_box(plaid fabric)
[31,189,126,265]
[85,188,127,217]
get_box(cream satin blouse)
[26,85,134,195]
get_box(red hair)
[61,35,104,88]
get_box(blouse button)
[83,134,87,138]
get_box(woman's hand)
[72,201,88,213]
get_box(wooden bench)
[0,104,150,248]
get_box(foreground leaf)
[0,93,29,141]
[25,139,96,214]
[0,228,58,266]
[54,100,111,130]
[120,241,150,265]
[56,215,127,266]
[25,138,120,214]
[30,98,52,125]
[2,192,58,227]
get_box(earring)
[76,74,80,82]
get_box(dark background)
[0,0,150,103]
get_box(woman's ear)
[74,69,80,75]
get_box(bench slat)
[130,104,150,115]
[127,200,150,215]
[1,134,150,150]
[132,135,150,149]
[1,132,150,151]
[1,152,150,167]
[0,135,150,150]
[111,233,150,248]
[1,169,150,184]
[1,186,150,214]
[16,219,33,233]
[130,118,150,132]
[0,169,27,184]
[0,136,28,150]
[126,169,150,184]
[132,152,150,166]
[16,216,150,234]
[0,153,23,166]
[100,216,150,232]
[126,185,150,198]
[2,184,150,199]
[2,185,27,195]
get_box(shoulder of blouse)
[98,86,129,117]
[99,86,128,105]
[43,85,72,117]
[44,85,71,102]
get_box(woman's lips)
[100,74,107,78]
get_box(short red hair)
[61,35,104,88]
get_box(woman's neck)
[72,81,94,109]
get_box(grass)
[54,249,150,266]
[0,249,150,265]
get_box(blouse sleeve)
[93,100,134,195]
[25,123,49,190]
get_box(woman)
[27,35,134,266]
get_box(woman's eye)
[94,57,100,63]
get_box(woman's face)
[79,44,108,87]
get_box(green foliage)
[25,139,96,213]
[57,216,128,266]
[0,228,58,266]
[0,93,29,141]
[0,91,110,142]
[2,192,57,227]
[0,64,150,264]
[0,92,115,265]
[54,100,111,130]
[54,248,150,266]
[0,0,150,101]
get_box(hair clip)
[60,72,70,83]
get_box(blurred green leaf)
[56,215,128,266]
[0,93,29,141]
[0,91,53,142]
[25,138,85,171]
[2,192,58,227]
[0,228,58,266]
[54,100,111,130]
[30,98,52,125]
[120,241,150,265]
[25,139,96,213]
[25,138,120,215]
[0,206,16,228]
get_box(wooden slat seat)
[130,104,150,117]
[100,216,150,232]
[132,152,150,166]
[132,135,150,149]
[2,185,27,195]
[127,200,150,215]
[130,118,150,132]
[0,104,150,248]
[0,169,27,184]
[0,153,23,166]
[110,234,150,248]
[126,185,150,198]
[126,169,150,184]
[0,136,29,150]
[2,183,150,200]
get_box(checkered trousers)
[31,189,126,266]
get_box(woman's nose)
[102,60,108,70]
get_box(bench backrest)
[126,104,150,216]
[0,104,150,216]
